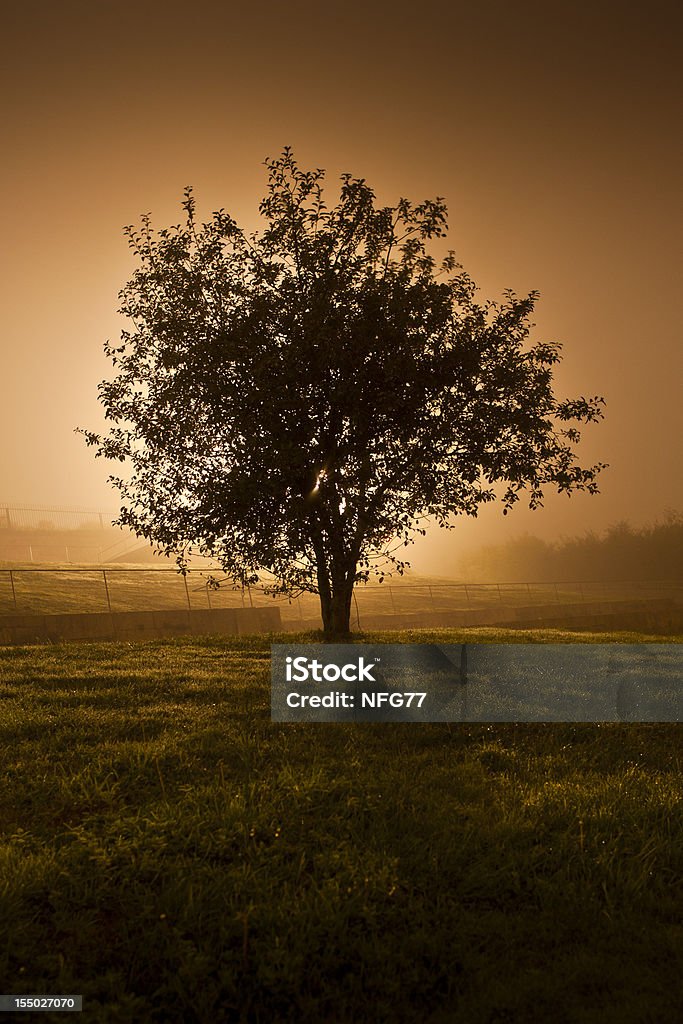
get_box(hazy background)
[2,0,681,575]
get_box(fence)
[0,505,221,565]
[0,504,118,531]
[0,536,159,565]
[0,504,146,564]
[0,568,680,629]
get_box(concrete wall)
[0,606,281,645]
[283,598,682,635]
[496,600,683,634]
[1,598,678,645]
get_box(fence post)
[102,570,112,613]
[102,569,118,640]
[183,574,194,633]
[388,586,396,613]
[9,570,17,610]
[428,585,436,612]
[463,584,471,609]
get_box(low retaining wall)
[282,598,680,635]
[0,606,281,645]
[1,598,679,644]
[493,598,682,634]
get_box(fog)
[2,1,681,574]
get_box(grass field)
[0,628,681,1022]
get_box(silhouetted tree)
[84,148,605,636]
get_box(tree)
[84,148,606,637]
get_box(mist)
[2,1,681,571]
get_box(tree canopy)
[84,148,606,635]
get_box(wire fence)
[0,542,129,564]
[0,505,216,565]
[0,504,118,532]
[0,568,680,626]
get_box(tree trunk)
[319,581,353,640]
[309,517,355,639]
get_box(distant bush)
[461,511,683,582]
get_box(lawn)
[0,629,681,1022]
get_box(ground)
[0,629,681,1023]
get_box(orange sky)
[2,0,681,573]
